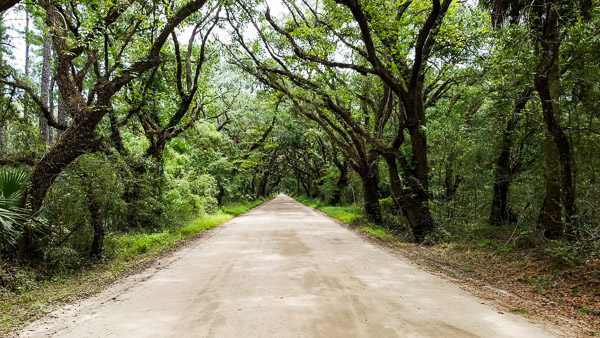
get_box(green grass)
[318,205,362,223]
[510,307,529,314]
[221,199,265,215]
[109,212,234,260]
[0,200,263,335]
[294,196,321,208]
[179,213,233,236]
[361,223,395,241]
[294,196,362,224]
[579,306,591,314]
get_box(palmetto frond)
[0,167,27,200]
[0,168,28,249]
[0,199,28,248]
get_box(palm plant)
[0,167,28,250]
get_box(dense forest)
[0,0,599,328]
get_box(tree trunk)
[18,113,101,259]
[406,96,431,193]
[384,154,437,242]
[86,182,104,259]
[40,35,52,143]
[359,162,381,224]
[489,172,511,225]
[443,154,461,201]
[39,114,49,143]
[543,135,563,238]
[534,3,578,240]
[57,99,67,139]
[23,5,30,118]
[0,125,5,146]
[390,96,438,241]
[146,135,167,162]
[489,89,531,225]
[331,161,349,205]
[256,172,269,198]
[48,79,56,145]
[108,109,126,154]
[22,115,102,213]
[300,177,310,197]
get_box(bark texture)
[359,161,381,224]
[86,182,104,259]
[384,153,436,242]
[39,35,52,143]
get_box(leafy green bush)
[44,247,82,274]
[0,266,37,293]
[544,241,586,266]
[44,154,126,255]
[423,227,452,245]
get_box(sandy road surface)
[20,195,563,337]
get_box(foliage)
[0,167,28,252]
[543,241,594,266]
[0,168,26,200]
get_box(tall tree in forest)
[483,0,588,239]
[39,34,51,143]
[533,0,579,239]
[23,2,29,118]
[488,88,533,225]
[0,13,6,146]
[331,0,453,240]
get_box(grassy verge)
[221,199,266,216]
[295,196,363,223]
[0,199,265,335]
[294,196,395,241]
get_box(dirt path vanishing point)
[20,194,566,337]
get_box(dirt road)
[20,195,563,337]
